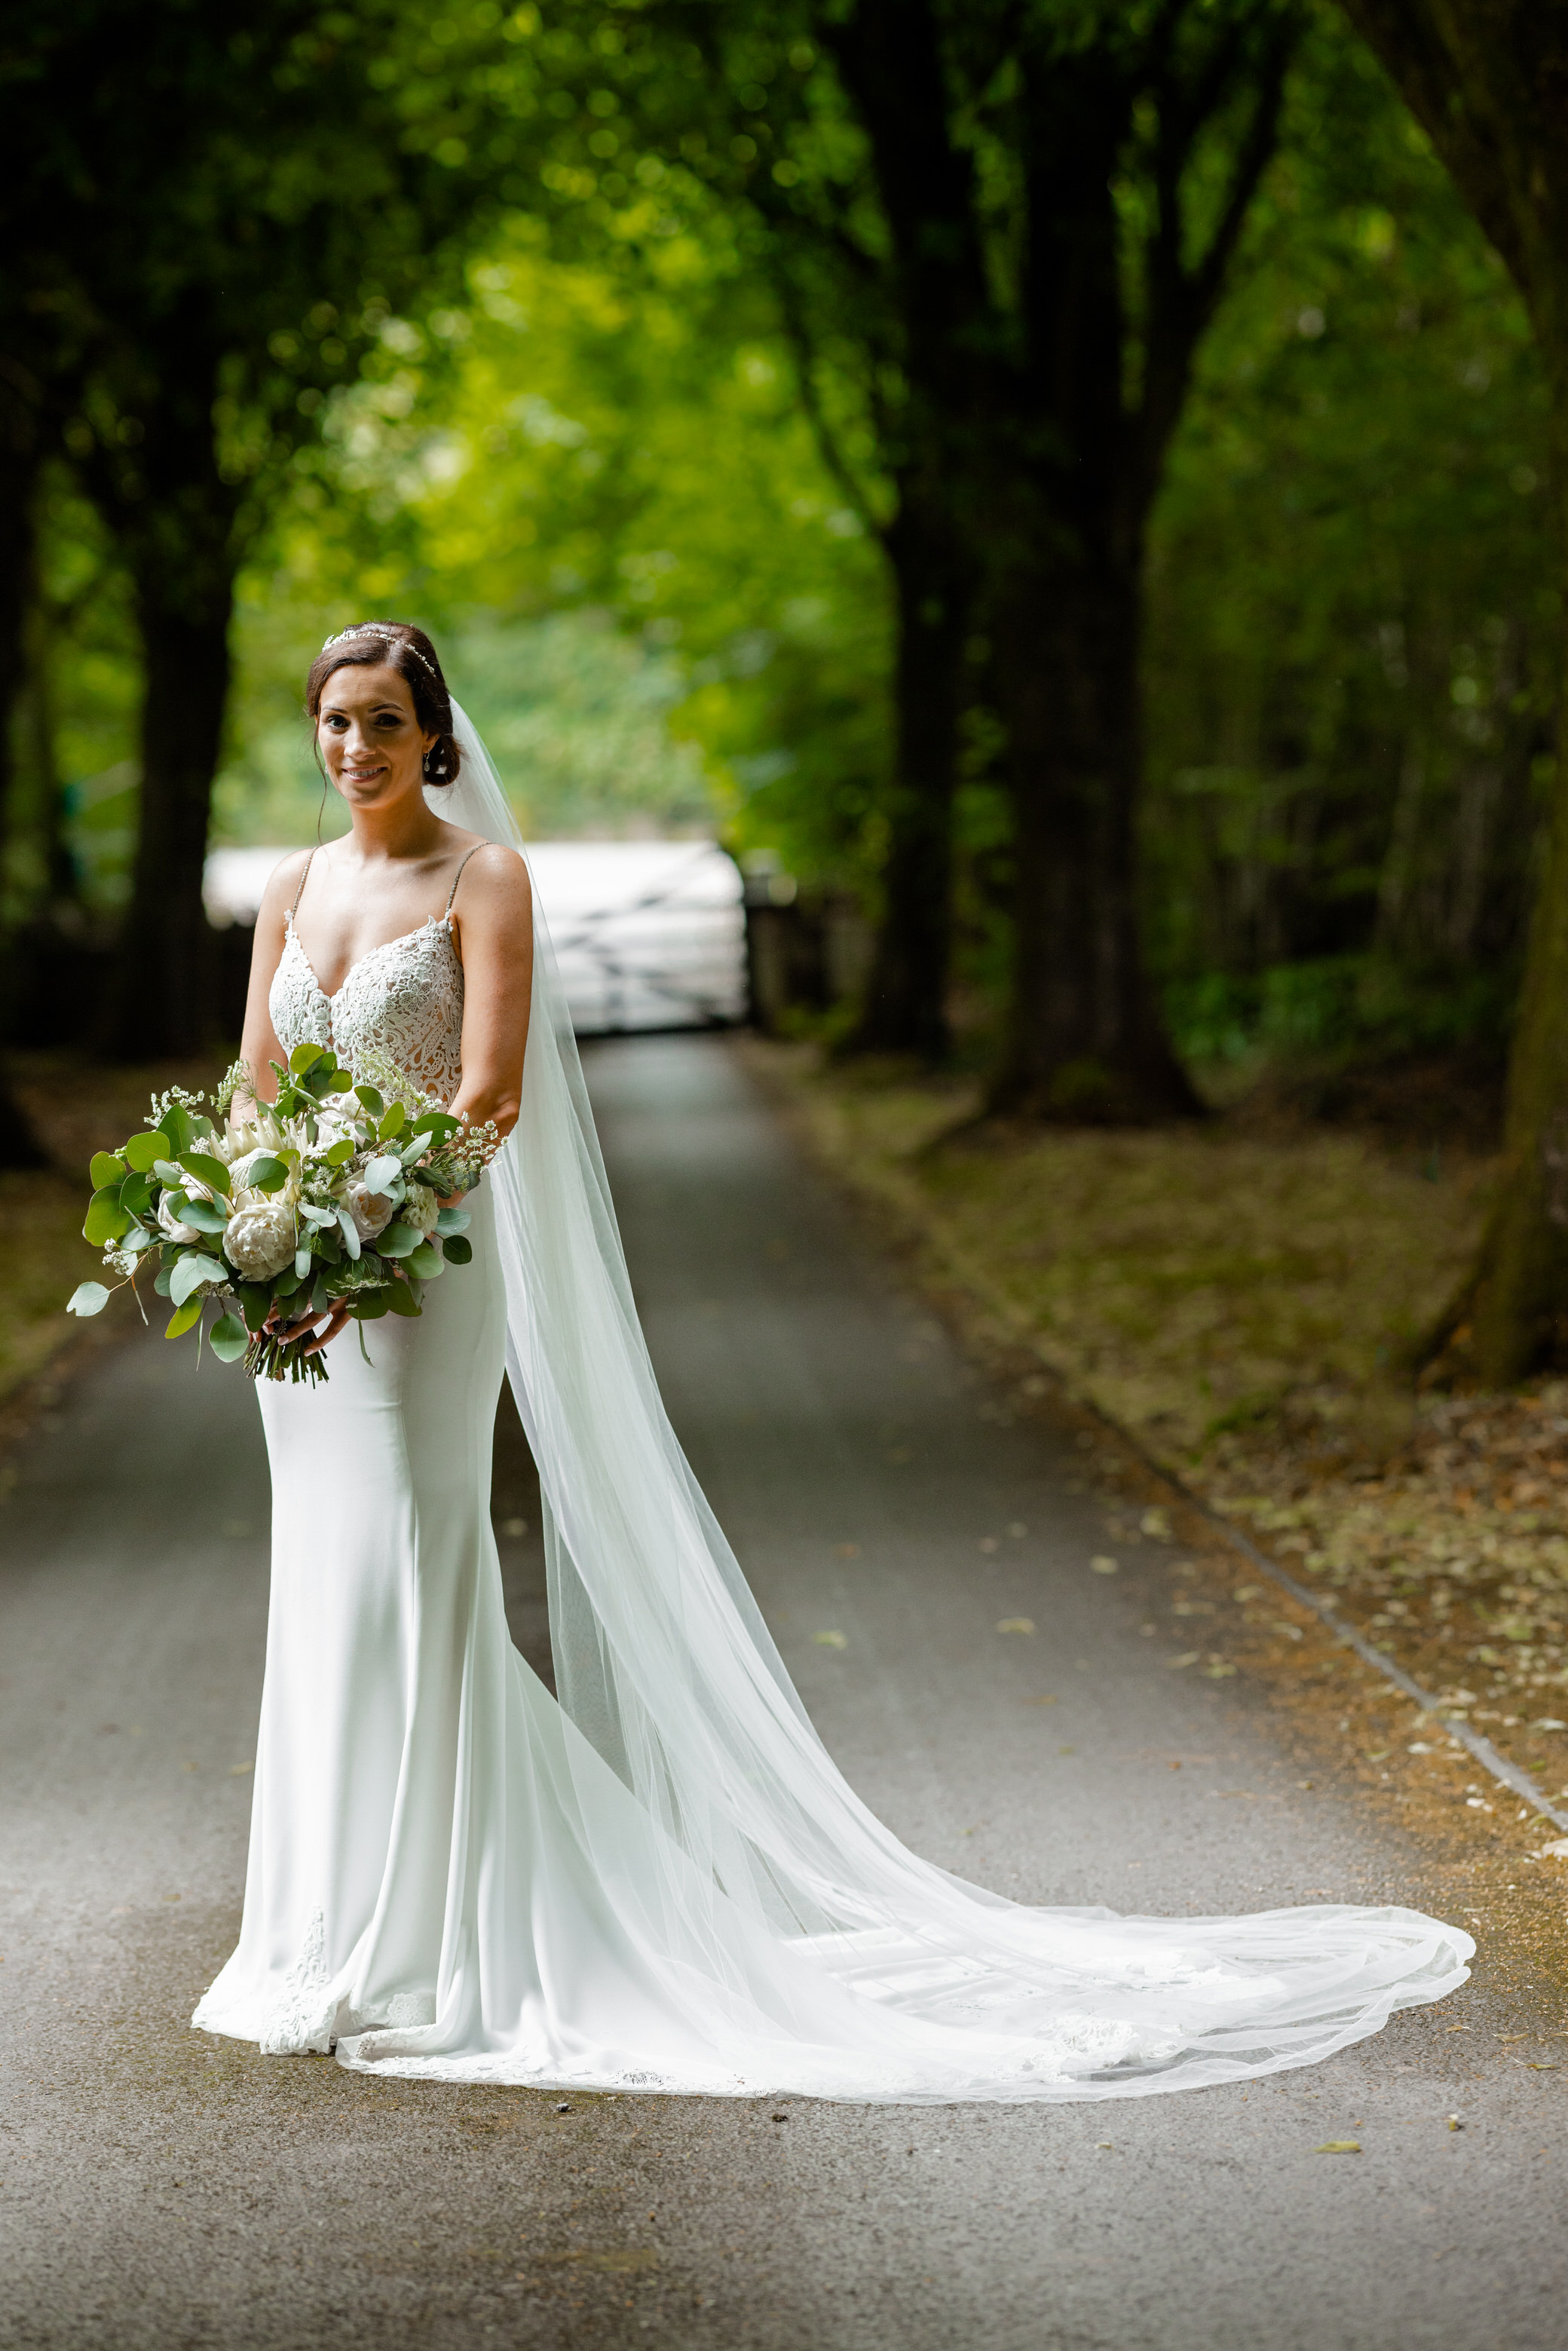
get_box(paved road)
[2,1034,1564,2351]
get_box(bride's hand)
[265,1298,352,1358]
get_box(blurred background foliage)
[5,2,1554,1094]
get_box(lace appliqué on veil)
[270,916,466,1107]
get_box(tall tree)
[551,1,1294,1090]
[1341,1,1568,1380]
[4,0,507,1058]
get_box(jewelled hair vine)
[320,624,439,681]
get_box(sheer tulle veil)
[428,703,1472,2103]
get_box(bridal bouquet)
[66,1042,501,1384]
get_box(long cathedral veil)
[432,703,1472,2101]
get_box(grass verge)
[744,1039,1568,1853]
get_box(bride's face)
[317,663,435,813]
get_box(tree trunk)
[104,564,234,1061]
[1340,0,1568,1379]
[851,489,969,1056]
[990,546,1202,1119]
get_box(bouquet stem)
[245,1331,331,1385]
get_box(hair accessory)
[320,624,439,680]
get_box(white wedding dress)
[193,709,1472,2102]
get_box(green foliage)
[1142,16,1554,1046]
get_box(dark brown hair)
[305,621,461,785]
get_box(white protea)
[344,1179,397,1242]
[401,1180,440,1238]
[215,1112,283,1165]
[223,1197,297,1282]
[158,1189,206,1247]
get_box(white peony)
[401,1181,439,1238]
[158,1189,205,1247]
[223,1198,297,1282]
[344,1179,397,1242]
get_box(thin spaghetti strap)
[289,848,317,920]
[444,843,490,917]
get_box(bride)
[193,619,1472,2102]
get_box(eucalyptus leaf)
[161,1104,193,1156]
[209,1312,249,1363]
[439,1234,473,1266]
[336,1208,362,1260]
[384,1278,421,1318]
[376,1223,421,1258]
[83,1188,133,1245]
[154,1264,173,1297]
[364,1154,404,1192]
[244,1154,288,1193]
[179,1198,229,1235]
[123,1129,170,1174]
[351,1290,392,1320]
[153,1159,185,1186]
[164,1296,203,1339]
[327,1069,354,1093]
[289,1041,324,1074]
[169,1251,226,1307]
[118,1170,155,1216]
[325,1137,355,1166]
[435,1206,471,1237]
[377,1101,407,1141]
[294,1245,312,1280]
[180,1150,231,1197]
[354,1084,384,1116]
[67,1281,111,1317]
[90,1151,126,1189]
[406,1241,445,1280]
[237,1283,271,1333]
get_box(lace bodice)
[270,913,467,1107]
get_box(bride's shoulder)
[253,848,314,934]
[452,838,532,914]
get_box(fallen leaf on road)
[813,1630,848,1648]
[997,1618,1035,1635]
[1167,1652,1200,1670]
[1233,1585,1263,1602]
[1539,1838,1568,1860]
[1315,2141,1361,2154]
[1090,1556,1119,1575]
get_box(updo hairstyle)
[305,621,462,786]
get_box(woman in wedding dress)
[194,620,1472,2102]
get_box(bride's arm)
[447,844,534,1149]
[235,853,311,1116]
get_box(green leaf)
[237,1283,271,1333]
[411,1110,459,1143]
[165,1296,204,1339]
[440,1233,473,1265]
[67,1280,111,1316]
[153,1263,173,1297]
[354,1084,384,1117]
[169,1251,226,1307]
[161,1103,194,1156]
[208,1312,248,1363]
[123,1129,171,1174]
[324,1137,356,1166]
[350,1290,392,1320]
[90,1151,127,1189]
[179,1198,229,1235]
[180,1150,231,1197]
[384,1278,422,1318]
[406,1241,445,1279]
[289,1041,324,1074]
[243,1154,288,1192]
[327,1069,354,1093]
[435,1206,470,1236]
[84,1187,133,1245]
[376,1222,421,1258]
[377,1101,407,1141]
